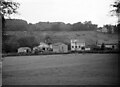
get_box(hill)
[5,31,118,45]
[3,30,118,53]
[4,19,97,31]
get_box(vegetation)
[17,36,39,48]
[111,0,120,18]
[3,19,118,35]
[4,19,98,31]
[0,0,20,31]
[101,43,105,50]
[2,35,19,53]
[5,19,28,31]
[111,0,120,33]
[2,35,39,53]
[1,0,20,53]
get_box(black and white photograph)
[0,0,120,86]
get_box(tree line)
[4,19,119,34]
[4,19,98,31]
[2,35,39,53]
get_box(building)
[18,47,31,53]
[32,46,42,53]
[85,46,91,51]
[97,40,118,50]
[71,39,85,51]
[38,42,52,51]
[52,42,68,53]
[101,27,108,33]
[96,29,101,32]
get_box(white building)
[71,39,85,51]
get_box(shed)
[85,46,91,51]
[52,42,68,53]
[18,47,31,53]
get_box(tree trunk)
[1,15,6,53]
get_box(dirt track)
[2,54,119,85]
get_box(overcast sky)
[12,0,117,27]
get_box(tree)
[0,0,20,36]
[101,43,105,50]
[44,35,53,45]
[0,0,20,27]
[17,36,39,48]
[112,0,120,17]
[112,1,120,23]
[50,24,61,31]
[2,35,20,53]
[1,0,20,53]
[111,0,120,34]
[118,41,120,51]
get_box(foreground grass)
[2,54,119,85]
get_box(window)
[81,47,85,50]
[75,46,77,48]
[43,48,45,50]
[72,46,74,48]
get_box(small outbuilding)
[52,42,68,53]
[85,47,91,51]
[18,47,31,53]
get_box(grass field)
[2,54,119,85]
[6,31,118,44]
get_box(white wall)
[71,40,85,51]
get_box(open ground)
[2,54,119,85]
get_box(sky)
[12,0,117,27]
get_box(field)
[6,31,118,44]
[2,54,119,85]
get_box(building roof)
[18,47,31,50]
[97,39,118,44]
[52,42,67,46]
[71,39,85,43]
[38,42,49,48]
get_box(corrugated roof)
[97,39,118,44]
